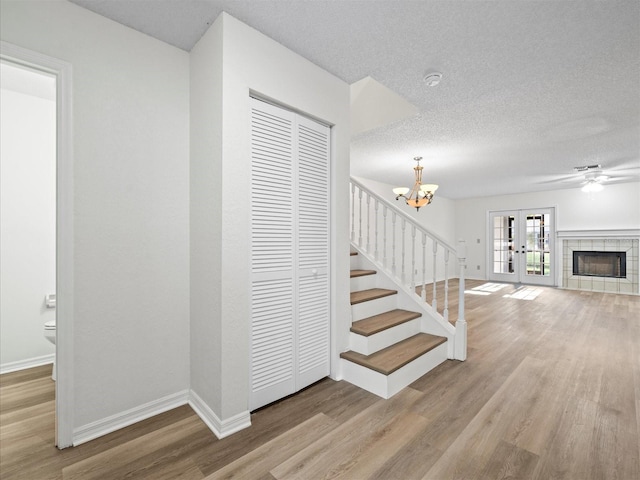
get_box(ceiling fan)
[575,164,608,192]
[536,159,640,191]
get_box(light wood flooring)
[2,281,639,479]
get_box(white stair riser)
[350,274,378,291]
[349,318,421,355]
[351,295,397,322]
[341,342,448,399]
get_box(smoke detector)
[423,72,443,87]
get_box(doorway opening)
[1,61,56,375]
[1,41,74,449]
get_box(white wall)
[455,182,640,280]
[190,12,350,428]
[1,79,56,370]
[1,0,190,433]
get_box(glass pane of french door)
[524,213,551,278]
[489,211,518,282]
[489,208,555,286]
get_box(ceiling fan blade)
[536,174,579,185]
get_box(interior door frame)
[1,41,74,449]
[487,207,556,287]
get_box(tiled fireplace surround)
[559,229,639,295]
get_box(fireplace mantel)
[557,229,640,239]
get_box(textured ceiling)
[69,0,640,199]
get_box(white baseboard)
[0,354,54,375]
[72,389,190,446]
[189,389,251,439]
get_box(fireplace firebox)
[573,251,627,278]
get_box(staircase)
[340,251,450,399]
[342,178,468,399]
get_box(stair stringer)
[350,244,456,356]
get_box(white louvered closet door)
[250,98,330,411]
[295,115,330,390]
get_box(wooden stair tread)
[350,269,377,278]
[351,309,422,336]
[350,288,397,305]
[350,251,358,256]
[340,333,447,375]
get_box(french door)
[488,208,555,286]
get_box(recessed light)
[423,72,442,87]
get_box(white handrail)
[350,177,457,253]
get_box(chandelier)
[392,157,439,211]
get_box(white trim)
[73,390,190,446]
[0,354,55,375]
[557,229,640,239]
[188,390,251,439]
[1,41,74,449]
[249,92,332,128]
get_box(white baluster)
[366,193,371,253]
[358,189,363,248]
[421,233,427,302]
[444,248,450,322]
[383,206,388,269]
[432,241,438,311]
[374,200,379,261]
[401,218,406,285]
[411,225,416,291]
[391,212,397,276]
[350,183,355,242]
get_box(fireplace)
[558,230,639,294]
[573,251,627,278]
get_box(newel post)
[455,239,467,361]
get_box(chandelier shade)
[393,157,438,210]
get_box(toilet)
[44,319,56,381]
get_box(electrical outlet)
[477,265,480,270]
[477,238,481,244]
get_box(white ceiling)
[69,0,640,199]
